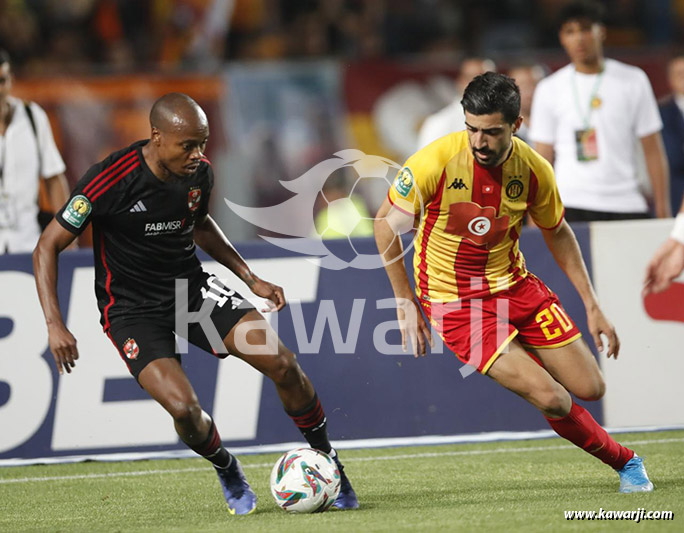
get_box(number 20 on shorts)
[535,303,573,340]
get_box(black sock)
[187,420,233,468]
[286,392,332,454]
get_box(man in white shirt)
[0,49,69,253]
[529,1,670,222]
[416,56,496,150]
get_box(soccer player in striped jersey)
[374,72,653,493]
[33,93,357,514]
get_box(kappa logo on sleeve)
[62,195,92,228]
[393,167,415,197]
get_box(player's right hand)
[47,323,79,375]
[396,297,433,358]
[248,275,286,312]
[586,306,619,359]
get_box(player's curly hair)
[461,72,520,125]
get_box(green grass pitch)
[1,430,682,532]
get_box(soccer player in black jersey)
[33,93,358,515]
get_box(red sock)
[546,403,634,470]
[188,421,231,468]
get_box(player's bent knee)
[534,385,571,417]
[574,377,606,402]
[267,353,302,385]
[167,399,202,424]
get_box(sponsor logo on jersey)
[188,188,202,212]
[444,202,510,247]
[62,195,92,228]
[447,177,468,190]
[144,219,185,235]
[394,167,414,197]
[505,179,524,199]
[123,338,139,360]
[129,200,147,212]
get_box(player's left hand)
[248,276,286,312]
[587,306,620,359]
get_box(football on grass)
[270,448,341,513]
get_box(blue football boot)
[331,450,359,510]
[214,458,257,515]
[617,455,654,494]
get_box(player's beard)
[472,148,500,167]
[472,142,512,168]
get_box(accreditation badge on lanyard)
[572,69,604,162]
[575,127,598,161]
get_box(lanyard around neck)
[572,66,604,129]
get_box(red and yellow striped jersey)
[388,131,564,303]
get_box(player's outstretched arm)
[374,198,432,357]
[193,214,285,311]
[644,206,684,294]
[540,219,620,359]
[33,219,80,375]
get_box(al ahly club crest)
[123,338,139,360]
[188,188,201,212]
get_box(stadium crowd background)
[2,0,683,244]
[1,0,681,69]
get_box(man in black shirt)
[33,93,358,515]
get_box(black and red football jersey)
[57,140,214,328]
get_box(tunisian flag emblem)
[444,202,510,247]
[188,188,202,212]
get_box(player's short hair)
[558,0,605,30]
[461,72,520,125]
[0,48,10,67]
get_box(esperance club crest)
[505,179,524,199]
[188,188,201,212]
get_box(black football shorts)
[106,273,254,380]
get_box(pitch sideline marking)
[1,437,681,485]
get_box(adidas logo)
[129,200,147,213]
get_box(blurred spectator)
[416,56,496,149]
[507,62,547,144]
[0,1,682,70]
[530,0,670,223]
[659,54,684,217]
[0,49,69,254]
